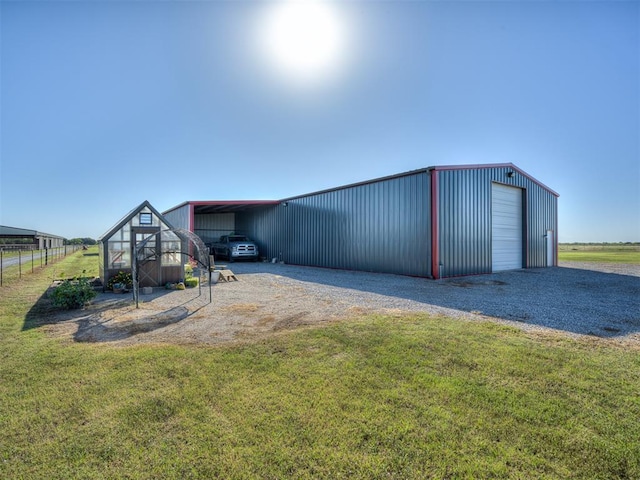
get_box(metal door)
[546,230,554,267]
[491,183,523,272]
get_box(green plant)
[50,278,97,309]
[107,271,133,290]
[184,263,193,278]
[184,277,198,288]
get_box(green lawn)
[1,248,639,478]
[558,243,640,264]
[0,247,77,286]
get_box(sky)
[1,0,638,242]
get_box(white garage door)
[492,183,523,271]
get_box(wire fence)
[0,245,84,287]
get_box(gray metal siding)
[438,168,492,277]
[163,204,190,232]
[194,213,235,245]
[437,166,557,277]
[239,172,432,276]
[526,181,558,268]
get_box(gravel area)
[46,261,640,346]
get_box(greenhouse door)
[491,183,523,272]
[133,228,161,287]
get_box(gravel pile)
[53,261,640,346]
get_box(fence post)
[32,249,34,273]
[19,250,22,279]
[1,249,3,286]
[45,247,48,266]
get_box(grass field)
[1,248,639,478]
[0,247,77,286]
[558,243,640,264]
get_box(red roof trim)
[163,163,558,214]
[189,200,280,206]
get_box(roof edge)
[0,225,65,239]
[98,200,175,242]
[281,167,431,202]
[428,163,559,197]
[163,163,558,212]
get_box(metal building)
[164,163,558,279]
[0,225,65,250]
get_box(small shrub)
[184,277,198,288]
[107,271,133,290]
[51,278,97,309]
[184,263,194,278]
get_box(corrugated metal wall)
[436,166,557,277]
[163,204,191,232]
[194,213,235,245]
[239,172,432,276]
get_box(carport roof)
[165,200,280,215]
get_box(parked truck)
[211,235,259,262]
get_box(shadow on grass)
[73,305,190,342]
[23,284,212,343]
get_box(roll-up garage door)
[492,183,523,271]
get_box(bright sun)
[258,0,348,86]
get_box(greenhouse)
[97,200,185,289]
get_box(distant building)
[0,225,65,250]
[164,163,558,279]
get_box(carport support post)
[133,257,139,309]
[208,256,212,304]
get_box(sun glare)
[258,0,348,86]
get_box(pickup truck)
[211,235,259,262]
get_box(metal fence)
[0,245,83,286]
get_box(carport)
[163,201,280,252]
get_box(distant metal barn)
[0,225,64,250]
[164,163,558,279]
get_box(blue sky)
[1,0,638,242]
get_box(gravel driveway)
[50,261,640,346]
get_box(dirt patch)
[39,262,640,347]
[446,280,507,288]
[74,305,189,342]
[222,303,261,314]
